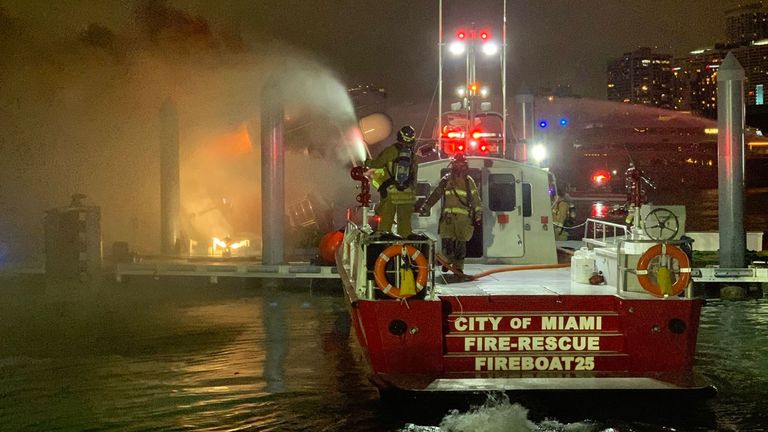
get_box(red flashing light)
[457,143,465,152]
[471,129,482,140]
[591,202,609,219]
[479,144,488,152]
[456,30,467,40]
[442,125,465,140]
[591,170,611,186]
[480,31,489,40]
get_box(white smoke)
[0,1,360,264]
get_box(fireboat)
[337,155,715,400]
[334,3,715,402]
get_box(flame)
[210,236,251,256]
[198,123,253,159]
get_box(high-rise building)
[673,43,768,118]
[607,47,674,108]
[672,48,726,119]
[726,2,768,46]
[732,43,768,106]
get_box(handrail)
[582,218,629,248]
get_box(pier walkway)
[114,259,338,283]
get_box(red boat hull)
[342,275,709,394]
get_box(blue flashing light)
[559,117,568,126]
[538,120,548,129]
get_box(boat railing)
[582,218,630,249]
[341,220,370,300]
[582,219,696,297]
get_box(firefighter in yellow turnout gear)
[551,192,571,241]
[365,125,419,237]
[419,154,481,273]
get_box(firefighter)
[551,191,571,241]
[418,154,481,273]
[364,125,419,237]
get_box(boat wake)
[400,393,604,432]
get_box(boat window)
[473,113,503,137]
[522,183,532,217]
[488,174,516,211]
[414,182,431,216]
[415,181,430,198]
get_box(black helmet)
[397,125,416,144]
[450,153,468,173]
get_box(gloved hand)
[416,204,428,216]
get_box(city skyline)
[1,0,750,101]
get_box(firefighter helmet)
[450,153,468,174]
[397,125,416,144]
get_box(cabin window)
[415,181,431,198]
[488,174,516,211]
[522,183,532,217]
[414,181,431,215]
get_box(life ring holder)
[374,244,429,299]
[642,207,679,241]
[636,243,691,297]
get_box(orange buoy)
[319,230,344,265]
[374,244,429,299]
[636,244,691,297]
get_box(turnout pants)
[377,198,414,237]
[438,213,474,271]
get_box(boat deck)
[433,265,659,300]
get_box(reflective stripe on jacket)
[442,176,481,216]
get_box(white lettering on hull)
[463,336,600,351]
[452,315,604,332]
[454,316,503,331]
[540,315,602,331]
[474,356,596,371]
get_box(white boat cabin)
[412,156,557,265]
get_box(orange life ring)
[636,244,691,297]
[374,244,429,299]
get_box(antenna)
[623,142,635,166]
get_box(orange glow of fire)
[199,123,253,159]
[210,236,250,256]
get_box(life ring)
[374,244,429,299]
[636,244,691,297]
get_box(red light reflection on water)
[591,202,609,218]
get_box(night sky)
[2,0,740,101]
[0,0,751,260]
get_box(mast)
[438,0,443,158]
[502,0,507,157]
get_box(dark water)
[0,278,767,432]
[572,187,768,236]
[1,188,767,432]
[651,187,768,233]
